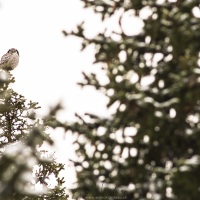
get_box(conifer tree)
[64,0,200,199]
[0,71,68,199]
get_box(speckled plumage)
[0,48,19,71]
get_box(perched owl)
[0,48,19,71]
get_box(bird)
[0,48,19,71]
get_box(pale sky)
[0,0,145,117]
[0,0,145,194]
[0,0,110,119]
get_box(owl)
[0,48,19,71]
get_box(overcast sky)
[0,0,145,118]
[0,0,110,119]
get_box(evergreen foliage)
[0,71,68,199]
[64,0,200,199]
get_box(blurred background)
[1,1,200,199]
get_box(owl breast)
[8,52,19,69]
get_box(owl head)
[8,48,19,56]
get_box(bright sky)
[0,0,110,119]
[0,0,145,118]
[0,0,145,195]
